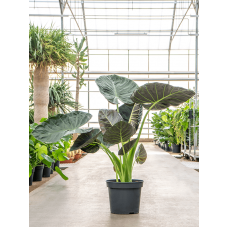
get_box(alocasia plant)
[32,75,195,182]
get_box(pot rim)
[106,179,143,189]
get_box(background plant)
[71,37,88,107]
[29,23,73,68]
[29,23,74,123]
[150,99,199,147]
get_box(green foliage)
[32,111,92,143]
[150,99,199,147]
[29,121,69,180]
[95,75,138,105]
[29,23,74,68]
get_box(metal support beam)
[66,0,84,36]
[49,77,199,81]
[193,0,199,160]
[81,0,89,64]
[48,71,199,75]
[29,14,69,17]
[168,0,177,83]
[67,34,195,36]
[59,0,67,82]
[171,3,192,41]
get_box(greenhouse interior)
[29,0,199,227]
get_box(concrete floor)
[29,143,199,227]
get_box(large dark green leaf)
[82,132,114,153]
[118,138,137,155]
[130,83,195,110]
[70,129,101,151]
[81,143,100,153]
[64,128,93,136]
[135,144,147,164]
[95,75,138,105]
[32,111,92,143]
[98,109,123,134]
[119,103,143,131]
[97,133,114,148]
[103,121,136,144]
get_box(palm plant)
[29,23,74,123]
[32,75,195,183]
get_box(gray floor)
[29,143,199,227]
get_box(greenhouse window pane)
[109,55,128,71]
[89,55,108,71]
[90,92,108,109]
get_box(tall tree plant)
[29,24,73,123]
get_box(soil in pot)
[172,144,181,153]
[43,166,51,177]
[33,164,44,181]
[106,179,143,214]
[29,168,35,186]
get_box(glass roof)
[29,0,198,50]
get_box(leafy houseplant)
[32,75,195,214]
[29,24,73,123]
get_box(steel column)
[168,0,177,84]
[48,71,199,75]
[193,0,199,160]
[59,0,67,82]
[81,0,89,64]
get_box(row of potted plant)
[29,118,71,186]
[150,99,199,153]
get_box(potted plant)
[32,75,195,214]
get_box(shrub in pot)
[32,75,195,214]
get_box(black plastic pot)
[29,168,35,186]
[172,144,181,153]
[33,164,44,181]
[54,161,60,171]
[165,142,169,151]
[43,166,51,177]
[50,162,55,174]
[106,179,143,214]
[158,143,161,147]
[188,110,193,119]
